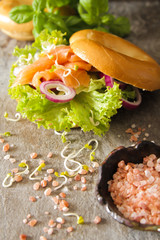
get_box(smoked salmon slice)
[13,46,92,89]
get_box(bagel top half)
[70,29,160,91]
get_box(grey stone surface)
[0,1,160,240]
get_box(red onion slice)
[122,87,142,110]
[40,80,76,103]
[99,73,114,88]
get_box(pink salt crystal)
[52,180,59,187]
[48,228,54,235]
[74,174,81,181]
[30,152,37,159]
[79,169,88,175]
[147,161,154,167]
[47,152,53,158]
[47,168,54,174]
[148,176,155,184]
[155,164,160,172]
[44,188,52,196]
[118,160,125,168]
[43,227,49,233]
[33,182,40,191]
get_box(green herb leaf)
[44,13,70,34]
[78,0,108,25]
[109,16,130,37]
[33,13,46,38]
[0,132,11,137]
[32,0,46,12]
[46,0,71,9]
[9,5,34,24]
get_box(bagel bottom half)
[70,29,160,91]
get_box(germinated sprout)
[16,162,29,176]
[54,174,68,191]
[63,212,84,224]
[61,139,98,174]
[2,173,14,188]
[87,139,98,161]
[89,110,100,126]
[29,163,45,180]
[64,155,83,173]
[4,112,21,122]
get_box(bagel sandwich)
[8,29,160,135]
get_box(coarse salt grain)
[41,180,47,188]
[81,176,86,184]
[11,168,18,173]
[59,192,66,198]
[48,219,54,227]
[27,214,31,219]
[28,219,37,227]
[144,133,149,137]
[0,138,5,143]
[43,227,48,233]
[74,174,81,181]
[23,219,28,224]
[48,228,54,235]
[4,154,10,160]
[30,152,37,159]
[52,196,59,205]
[92,162,99,168]
[44,188,52,196]
[81,185,87,191]
[67,226,73,233]
[47,168,54,174]
[79,169,88,175]
[47,175,52,182]
[10,158,16,163]
[33,182,40,191]
[40,236,47,240]
[47,152,53,158]
[57,223,62,229]
[14,175,23,182]
[3,143,10,152]
[19,234,27,240]
[52,180,59,187]
[29,196,37,202]
[93,216,102,224]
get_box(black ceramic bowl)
[97,141,160,231]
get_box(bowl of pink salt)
[97,141,160,231]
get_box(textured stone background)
[0,1,160,240]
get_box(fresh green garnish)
[37,163,46,171]
[122,86,136,101]
[4,112,21,122]
[2,173,14,188]
[82,165,89,171]
[0,132,11,137]
[63,212,84,224]
[61,131,67,143]
[18,162,29,175]
[29,163,45,180]
[9,0,130,40]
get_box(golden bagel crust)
[70,29,160,91]
[0,0,34,41]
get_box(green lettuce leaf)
[32,29,67,50]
